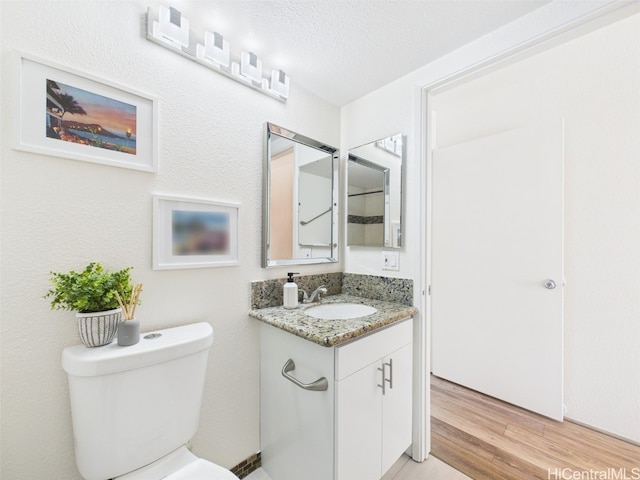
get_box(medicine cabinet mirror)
[347,134,404,248]
[263,122,339,267]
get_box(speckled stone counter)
[249,294,417,347]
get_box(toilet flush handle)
[543,279,556,290]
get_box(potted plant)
[45,262,133,347]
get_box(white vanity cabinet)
[335,320,413,479]
[260,317,413,480]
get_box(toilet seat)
[164,459,240,480]
[115,447,239,480]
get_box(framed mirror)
[347,134,404,248]
[263,122,339,267]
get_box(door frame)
[416,1,637,459]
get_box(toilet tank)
[62,322,214,480]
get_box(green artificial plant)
[45,262,133,313]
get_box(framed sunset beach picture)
[15,52,157,172]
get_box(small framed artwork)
[153,195,240,270]
[14,51,157,172]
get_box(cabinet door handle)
[385,358,393,390]
[281,358,328,392]
[377,363,387,395]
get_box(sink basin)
[304,303,377,320]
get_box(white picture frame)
[153,195,240,270]
[14,51,158,172]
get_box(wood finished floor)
[430,375,640,480]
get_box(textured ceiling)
[149,0,550,106]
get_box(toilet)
[62,322,239,480]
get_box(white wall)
[342,78,419,282]
[0,1,340,478]
[343,2,640,444]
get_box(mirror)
[263,122,339,267]
[347,134,404,248]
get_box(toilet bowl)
[62,322,239,480]
[116,446,239,480]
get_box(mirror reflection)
[347,134,404,248]
[263,123,339,267]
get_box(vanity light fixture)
[270,69,290,99]
[240,52,263,83]
[146,5,288,102]
[375,134,403,157]
[200,31,230,68]
[153,5,190,49]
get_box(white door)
[431,122,564,420]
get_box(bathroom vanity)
[250,295,416,480]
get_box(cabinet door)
[381,342,413,475]
[335,361,382,480]
[260,324,335,480]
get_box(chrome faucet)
[301,285,328,304]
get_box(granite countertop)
[249,294,417,347]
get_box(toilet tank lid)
[62,322,213,377]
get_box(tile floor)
[244,467,271,480]
[244,454,470,480]
[381,454,471,480]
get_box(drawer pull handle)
[385,358,393,390]
[282,358,328,391]
[377,363,386,395]
[378,359,394,395]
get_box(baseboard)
[564,417,640,447]
[230,452,261,479]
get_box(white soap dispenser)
[283,272,299,309]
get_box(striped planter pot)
[76,308,122,348]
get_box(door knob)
[543,279,556,289]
